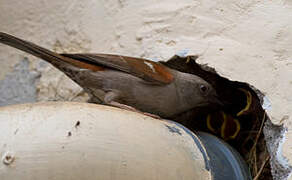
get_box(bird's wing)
[61,53,174,85]
[0,32,174,85]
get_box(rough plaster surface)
[0,0,291,179]
[36,62,89,102]
[264,120,291,180]
[0,58,39,106]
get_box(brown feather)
[62,53,174,85]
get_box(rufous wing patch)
[67,59,105,71]
[121,56,174,84]
[62,53,174,84]
[58,55,105,72]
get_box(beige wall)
[0,0,291,179]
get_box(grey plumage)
[0,32,221,118]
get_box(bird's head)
[178,73,223,109]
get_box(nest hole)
[162,55,273,180]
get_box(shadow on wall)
[0,58,40,106]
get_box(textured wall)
[0,0,291,179]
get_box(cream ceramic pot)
[0,102,211,180]
[0,102,251,180]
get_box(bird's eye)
[199,84,209,94]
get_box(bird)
[204,88,253,141]
[161,55,263,141]
[0,32,222,119]
[206,111,240,141]
[158,54,272,179]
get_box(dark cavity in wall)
[160,55,291,180]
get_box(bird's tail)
[0,32,73,65]
[0,32,102,71]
